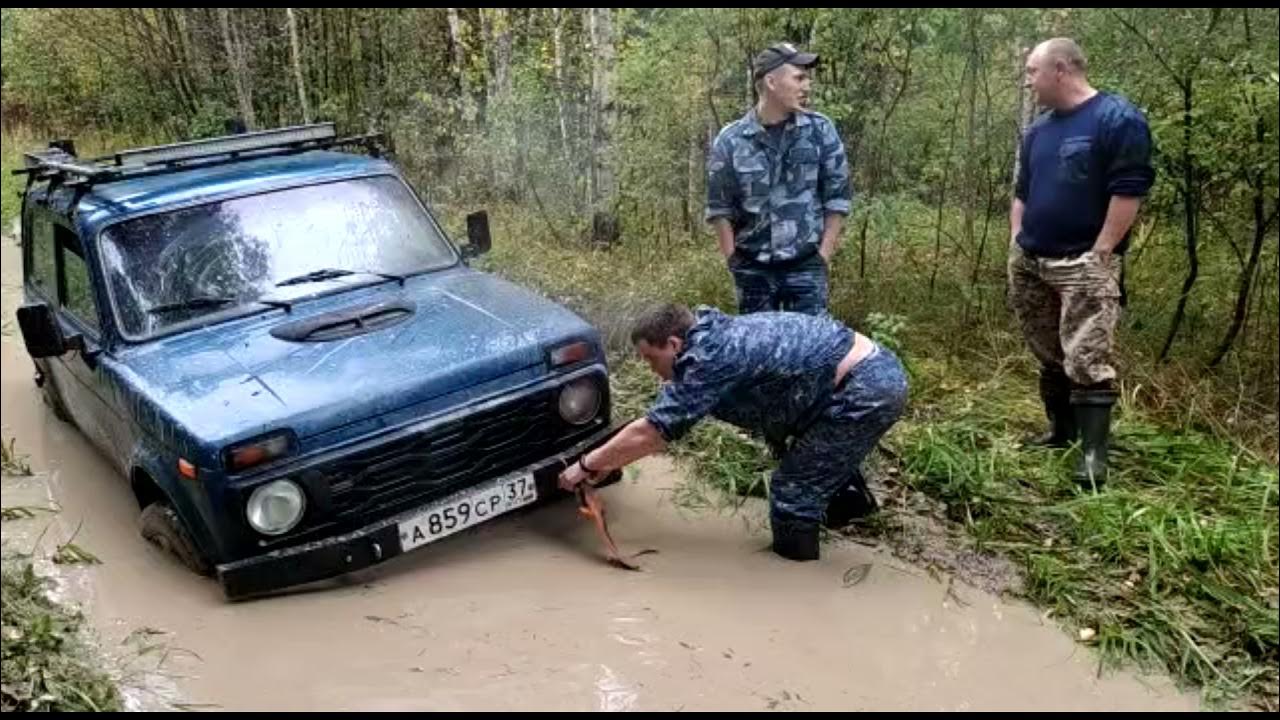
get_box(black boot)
[771,516,819,561]
[1027,366,1075,448]
[823,471,879,529]
[1071,387,1117,489]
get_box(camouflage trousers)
[770,345,908,524]
[729,252,829,316]
[1007,243,1122,387]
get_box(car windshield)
[99,175,456,338]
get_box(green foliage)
[1,555,122,712]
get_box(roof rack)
[13,123,387,187]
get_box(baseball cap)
[752,42,819,79]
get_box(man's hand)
[557,419,668,493]
[819,213,843,263]
[1010,197,1025,247]
[713,219,735,260]
[1092,195,1142,258]
[558,461,597,492]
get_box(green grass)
[2,438,33,477]
[1,133,26,229]
[0,555,123,712]
[0,506,56,522]
[1,438,119,712]
[894,355,1279,708]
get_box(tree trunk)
[1211,103,1276,366]
[319,9,330,98]
[1011,37,1034,196]
[552,8,572,165]
[488,9,512,103]
[344,8,357,123]
[1159,76,1199,362]
[176,9,209,101]
[368,10,388,132]
[961,10,980,309]
[218,8,256,129]
[587,7,618,247]
[1006,36,1034,301]
[447,7,469,123]
[928,61,967,299]
[971,25,997,303]
[286,8,312,123]
[686,129,702,233]
[159,8,198,115]
[1209,8,1274,368]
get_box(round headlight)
[246,479,306,536]
[558,377,602,425]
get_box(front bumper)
[216,425,620,600]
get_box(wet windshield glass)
[100,175,455,337]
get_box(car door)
[28,211,130,472]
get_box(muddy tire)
[139,503,212,577]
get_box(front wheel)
[139,502,212,577]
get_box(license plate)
[398,473,538,552]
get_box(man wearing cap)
[558,303,909,562]
[705,42,852,316]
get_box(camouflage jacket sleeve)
[644,339,739,443]
[704,132,738,224]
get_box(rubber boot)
[823,470,879,529]
[1071,387,1117,489]
[771,516,819,561]
[1027,365,1076,448]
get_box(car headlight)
[558,377,602,425]
[246,479,306,536]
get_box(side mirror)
[464,210,492,259]
[16,302,82,358]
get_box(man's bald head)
[1032,38,1087,76]
[1025,37,1093,110]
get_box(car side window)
[28,215,57,300]
[59,227,101,335]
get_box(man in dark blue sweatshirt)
[1009,38,1155,487]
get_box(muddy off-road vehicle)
[14,124,618,599]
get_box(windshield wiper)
[147,296,236,315]
[148,296,293,316]
[275,267,407,288]
[367,269,407,286]
[275,268,355,287]
[257,298,293,313]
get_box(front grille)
[315,384,603,525]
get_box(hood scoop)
[270,299,415,343]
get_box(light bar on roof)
[115,123,337,166]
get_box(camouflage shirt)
[705,108,852,265]
[645,306,855,446]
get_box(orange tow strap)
[575,483,656,571]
